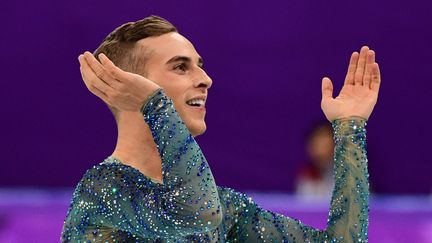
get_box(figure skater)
[61,15,381,242]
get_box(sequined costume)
[61,88,369,242]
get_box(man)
[61,15,381,242]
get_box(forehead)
[136,32,200,64]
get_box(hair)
[304,120,333,143]
[92,15,178,119]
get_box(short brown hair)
[92,15,177,119]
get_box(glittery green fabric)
[61,88,369,242]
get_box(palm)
[321,46,381,122]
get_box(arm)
[145,45,375,240]
[223,116,368,242]
[140,87,222,229]
[224,45,381,242]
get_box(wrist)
[331,116,367,138]
[140,87,165,114]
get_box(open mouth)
[186,99,205,109]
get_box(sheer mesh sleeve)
[224,117,369,242]
[139,88,222,231]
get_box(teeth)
[187,99,205,106]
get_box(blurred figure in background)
[296,121,334,200]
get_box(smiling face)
[136,32,213,137]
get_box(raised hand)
[78,52,161,111]
[321,46,381,122]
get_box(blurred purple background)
[3,0,431,193]
[2,0,432,242]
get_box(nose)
[194,68,213,90]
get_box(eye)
[174,63,187,72]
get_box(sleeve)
[225,116,369,243]
[62,88,222,241]
[140,88,222,231]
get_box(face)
[136,32,213,137]
[306,128,334,169]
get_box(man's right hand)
[78,51,161,111]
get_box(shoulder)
[77,162,124,188]
[73,159,155,197]
[81,160,133,181]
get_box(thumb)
[321,77,333,100]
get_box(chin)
[189,122,207,138]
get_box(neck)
[111,111,163,182]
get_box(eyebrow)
[165,55,204,67]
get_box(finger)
[344,52,359,85]
[78,55,94,90]
[79,54,112,100]
[79,56,109,101]
[98,53,130,82]
[363,50,375,88]
[78,55,88,84]
[83,51,117,87]
[321,77,334,100]
[370,63,381,92]
[354,46,369,86]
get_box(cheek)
[147,70,191,116]
[171,98,186,118]
[155,76,189,98]
[150,79,187,106]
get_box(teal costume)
[61,88,369,242]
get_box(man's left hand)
[321,46,381,122]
